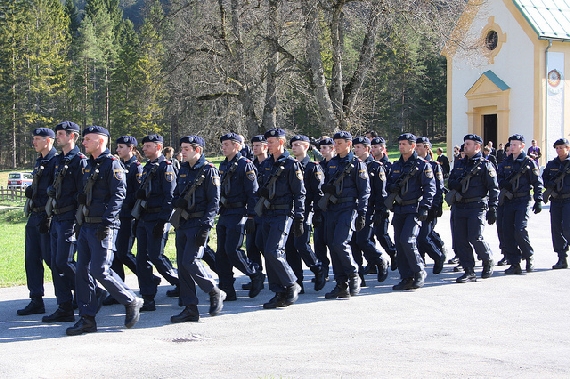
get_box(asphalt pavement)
[1,206,569,378]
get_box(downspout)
[545,39,552,165]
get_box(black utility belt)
[457,196,483,203]
[552,193,570,200]
[334,197,355,203]
[53,205,75,214]
[397,199,417,206]
[265,204,289,210]
[510,192,529,199]
[221,201,245,209]
[144,207,161,213]
[84,217,103,224]
[182,211,205,219]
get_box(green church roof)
[514,0,570,40]
[483,71,510,91]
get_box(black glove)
[417,208,429,222]
[195,226,210,247]
[501,182,513,191]
[321,184,336,194]
[486,207,497,225]
[245,218,256,234]
[434,205,443,218]
[25,185,33,199]
[355,214,366,232]
[388,184,400,193]
[152,220,166,238]
[532,201,542,214]
[173,197,188,209]
[312,213,323,228]
[77,193,87,205]
[39,217,50,234]
[257,187,269,199]
[293,218,304,237]
[47,185,56,198]
[136,188,147,200]
[97,225,111,241]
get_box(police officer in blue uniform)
[171,136,225,322]
[386,133,435,291]
[447,134,498,282]
[216,132,265,300]
[135,134,179,311]
[350,136,389,284]
[415,137,446,274]
[370,137,398,271]
[321,131,369,299]
[66,126,144,336]
[285,135,327,292]
[257,128,304,309]
[498,134,543,274]
[43,121,90,323]
[18,128,58,316]
[542,138,570,269]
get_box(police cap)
[55,121,80,133]
[398,133,416,143]
[416,136,431,146]
[251,135,267,144]
[116,136,137,147]
[264,128,286,139]
[142,134,163,144]
[82,125,110,138]
[290,135,310,145]
[554,138,569,147]
[370,137,386,145]
[352,136,371,146]
[318,137,334,147]
[32,128,55,138]
[463,134,483,144]
[509,134,525,143]
[180,135,205,148]
[220,132,241,144]
[333,131,352,140]
[459,144,465,152]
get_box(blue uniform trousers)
[392,212,424,279]
[312,223,330,273]
[261,215,297,293]
[49,218,76,305]
[175,225,217,306]
[285,219,320,283]
[25,213,51,298]
[136,219,179,297]
[550,200,570,258]
[352,219,383,269]
[502,199,533,265]
[76,225,136,317]
[245,218,264,271]
[324,209,358,284]
[111,217,138,280]
[418,217,444,263]
[373,215,397,257]
[216,214,259,290]
[452,205,492,269]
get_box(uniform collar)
[40,147,57,162]
[399,151,418,163]
[91,149,112,163]
[274,150,290,163]
[190,154,207,169]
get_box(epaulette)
[78,153,87,159]
[165,160,172,165]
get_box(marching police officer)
[44,121,90,323]
[171,136,225,322]
[216,132,265,300]
[18,128,58,316]
[447,134,498,282]
[542,138,570,269]
[498,134,543,274]
[134,134,179,311]
[66,126,143,336]
[386,133,435,291]
[321,131,369,299]
[257,128,304,309]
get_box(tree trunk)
[261,0,279,131]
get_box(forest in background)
[0,0,467,168]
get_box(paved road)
[1,206,569,378]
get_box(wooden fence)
[0,186,26,201]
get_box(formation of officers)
[18,121,570,335]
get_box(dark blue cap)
[554,138,569,147]
[398,133,416,143]
[220,132,241,143]
[352,136,371,146]
[318,137,334,146]
[333,131,352,140]
[464,134,483,144]
[416,136,431,146]
[55,121,80,132]
[116,136,138,147]
[32,128,55,138]
[180,135,205,148]
[290,135,310,145]
[370,137,386,145]
[82,125,110,138]
[504,142,510,149]
[142,134,163,144]
[509,134,525,143]
[459,144,465,152]
[251,135,267,144]
[264,128,286,139]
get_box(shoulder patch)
[436,171,443,181]
[379,170,386,182]
[296,169,303,181]
[489,167,496,178]
[114,169,124,181]
[359,169,368,180]
[424,168,433,179]
[78,153,87,159]
[315,171,323,180]
[136,172,142,183]
[165,171,174,182]
[532,167,539,176]
[213,176,221,186]
[246,170,256,182]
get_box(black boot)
[66,315,97,336]
[481,259,494,279]
[42,302,75,322]
[285,282,301,305]
[324,282,350,299]
[141,296,156,311]
[263,293,287,309]
[166,285,180,298]
[311,265,327,292]
[208,287,226,316]
[349,274,361,296]
[388,251,398,271]
[377,258,389,282]
[413,270,427,289]
[433,255,445,275]
[95,287,107,312]
[392,277,415,291]
[248,272,265,298]
[505,263,523,275]
[526,256,535,273]
[124,297,144,328]
[456,267,477,283]
[171,305,200,323]
[553,257,568,269]
[17,297,45,316]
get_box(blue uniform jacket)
[299,156,324,218]
[498,151,543,202]
[50,146,88,221]
[119,155,142,218]
[387,151,435,214]
[323,152,369,215]
[448,152,498,208]
[367,156,387,216]
[258,151,306,219]
[542,153,570,200]
[219,152,258,217]
[31,147,58,213]
[425,155,445,209]
[173,155,220,228]
[140,155,176,222]
[82,150,126,227]
[380,154,392,175]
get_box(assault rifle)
[445,160,483,206]
[498,156,531,206]
[45,161,69,216]
[384,165,419,211]
[254,165,285,217]
[317,162,354,212]
[170,165,208,228]
[131,163,159,220]
[543,160,570,203]
[219,159,239,208]
[75,164,100,226]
